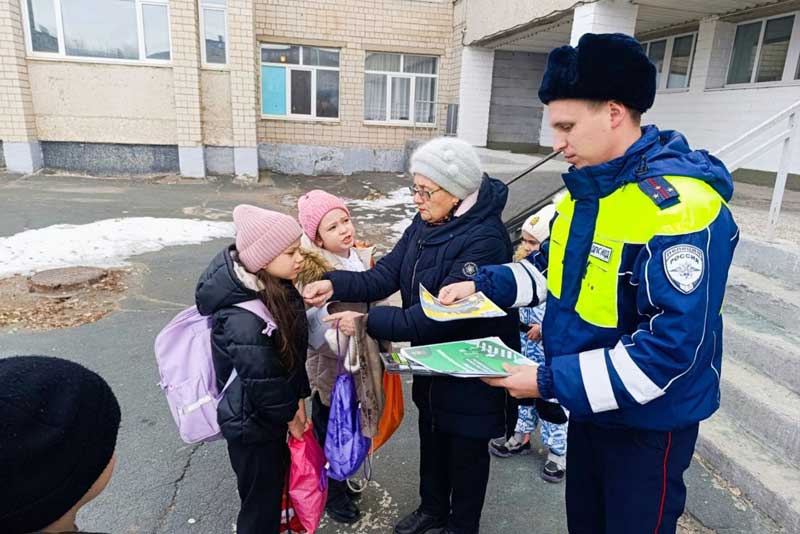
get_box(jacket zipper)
[411,239,435,432]
[429,378,435,432]
[410,239,424,290]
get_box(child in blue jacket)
[488,205,568,483]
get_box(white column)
[0,0,42,173]
[178,146,206,178]
[3,142,43,173]
[229,0,259,179]
[170,0,206,178]
[691,17,736,92]
[457,47,495,147]
[570,0,639,45]
[539,0,639,148]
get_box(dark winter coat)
[326,176,520,439]
[196,245,310,444]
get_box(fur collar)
[231,250,265,292]
[295,234,374,287]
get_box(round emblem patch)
[462,262,478,278]
[663,245,704,294]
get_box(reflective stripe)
[508,263,535,307]
[520,259,548,305]
[548,177,723,328]
[579,348,618,413]
[180,395,213,415]
[608,341,664,404]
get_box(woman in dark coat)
[304,137,519,534]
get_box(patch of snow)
[0,217,234,277]
[348,187,415,212]
[389,218,412,238]
[348,188,417,245]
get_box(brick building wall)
[0,0,41,171]
[170,0,206,177]
[3,0,459,176]
[254,0,456,153]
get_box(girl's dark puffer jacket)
[196,245,310,444]
[326,176,520,440]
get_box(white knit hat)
[522,203,556,243]
[409,137,483,199]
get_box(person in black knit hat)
[0,356,121,534]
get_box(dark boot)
[325,493,360,524]
[394,508,447,534]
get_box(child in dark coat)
[195,205,310,534]
[488,205,568,484]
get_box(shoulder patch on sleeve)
[638,176,681,209]
[663,244,704,294]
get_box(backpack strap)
[220,300,277,395]
[233,299,278,336]
[221,368,238,395]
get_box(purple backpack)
[324,329,371,481]
[154,300,276,444]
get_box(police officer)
[439,33,739,534]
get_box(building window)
[645,39,666,88]
[260,44,341,119]
[199,0,226,65]
[22,0,171,62]
[364,52,438,124]
[642,33,696,90]
[727,14,796,84]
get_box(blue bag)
[324,329,371,481]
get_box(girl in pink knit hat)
[194,204,311,534]
[294,189,378,525]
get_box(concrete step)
[719,358,800,467]
[733,236,800,288]
[697,410,800,533]
[724,313,800,395]
[725,265,800,333]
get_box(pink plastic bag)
[288,425,328,533]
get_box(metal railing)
[445,104,459,136]
[503,100,800,241]
[502,150,563,242]
[714,99,800,239]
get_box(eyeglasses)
[408,185,444,201]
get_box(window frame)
[259,44,341,122]
[725,11,800,86]
[20,0,173,65]
[364,52,439,127]
[642,31,697,92]
[199,0,228,68]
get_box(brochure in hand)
[419,285,506,322]
[383,337,533,377]
[381,351,442,375]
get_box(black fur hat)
[538,33,657,112]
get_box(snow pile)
[0,217,235,277]
[348,187,416,242]
[348,187,415,212]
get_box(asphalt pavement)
[0,169,782,534]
